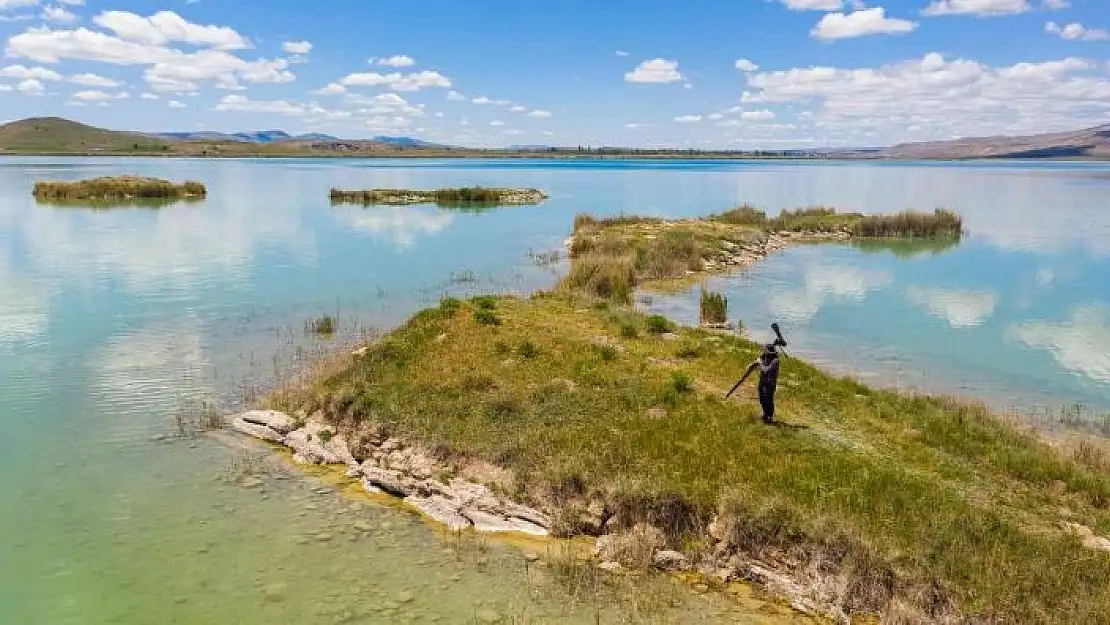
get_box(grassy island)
[271,292,1110,623]
[32,176,207,204]
[328,186,548,207]
[565,206,962,302]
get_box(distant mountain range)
[1,116,1107,160]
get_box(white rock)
[461,508,549,536]
[230,418,283,444]
[652,549,690,571]
[234,410,296,434]
[405,495,471,531]
[361,465,415,497]
[283,421,354,465]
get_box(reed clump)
[329,186,547,206]
[713,204,963,238]
[33,176,207,203]
[699,290,728,326]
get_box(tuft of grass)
[517,340,539,359]
[699,290,728,326]
[560,254,636,303]
[593,344,619,362]
[619,323,639,339]
[284,293,1110,623]
[645,315,676,335]
[474,308,501,326]
[439,296,462,316]
[310,315,336,336]
[471,295,498,311]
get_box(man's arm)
[726,361,759,398]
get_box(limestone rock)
[405,495,471,531]
[598,561,622,571]
[284,421,354,465]
[234,410,296,434]
[461,507,549,536]
[652,550,690,571]
[362,465,415,497]
[230,418,284,444]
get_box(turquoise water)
[1,157,1108,624]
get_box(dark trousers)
[758,384,775,423]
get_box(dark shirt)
[757,354,780,392]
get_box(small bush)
[311,315,336,335]
[676,343,702,359]
[561,254,636,303]
[517,340,539,359]
[619,323,639,339]
[475,309,501,326]
[439,296,462,316]
[671,371,693,394]
[593,344,619,362]
[645,315,676,335]
[317,429,334,444]
[700,290,728,326]
[471,295,498,310]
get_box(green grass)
[328,186,547,207]
[32,176,206,203]
[278,294,1110,623]
[712,204,963,238]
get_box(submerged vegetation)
[32,175,207,205]
[328,186,548,207]
[564,205,964,302]
[273,293,1110,623]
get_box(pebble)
[263,583,286,602]
[397,590,415,603]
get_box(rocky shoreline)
[230,408,856,622]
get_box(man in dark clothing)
[730,343,782,423]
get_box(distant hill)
[155,131,251,142]
[881,123,1110,159]
[0,117,169,153]
[371,135,438,147]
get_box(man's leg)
[759,386,774,423]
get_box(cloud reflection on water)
[906,287,997,329]
[1009,305,1110,385]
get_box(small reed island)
[328,186,548,207]
[32,176,207,204]
[229,208,1110,623]
[566,205,963,303]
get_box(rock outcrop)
[228,410,551,537]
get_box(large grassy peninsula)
[329,187,548,207]
[566,207,963,301]
[33,175,207,204]
[268,291,1110,623]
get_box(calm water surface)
[1,157,1108,624]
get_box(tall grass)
[712,204,963,238]
[850,208,963,238]
[699,290,727,326]
[562,254,636,303]
[33,176,207,202]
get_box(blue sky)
[0,0,1107,147]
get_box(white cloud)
[282,40,312,54]
[0,63,61,80]
[779,0,844,10]
[375,54,414,68]
[140,92,158,99]
[472,96,491,104]
[1009,306,1110,383]
[168,100,186,108]
[735,58,759,72]
[340,69,450,91]
[446,90,465,101]
[527,109,551,118]
[741,109,776,121]
[1046,21,1110,41]
[1042,0,1069,7]
[311,82,346,95]
[68,72,117,86]
[509,104,526,112]
[922,0,1030,16]
[489,120,505,126]
[16,77,44,93]
[625,58,683,84]
[675,114,702,123]
[906,287,997,328]
[708,112,724,120]
[41,5,76,23]
[91,10,249,49]
[812,8,917,40]
[70,88,127,101]
[615,50,629,56]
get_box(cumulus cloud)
[0,63,61,80]
[779,0,844,10]
[41,5,77,23]
[812,8,917,40]
[282,40,312,54]
[168,99,186,108]
[311,82,345,95]
[625,58,683,83]
[489,120,505,126]
[1045,21,1109,41]
[735,58,759,72]
[340,69,450,91]
[675,114,702,123]
[375,54,414,67]
[92,10,249,49]
[922,0,1030,16]
[16,77,44,93]
[140,91,158,99]
[69,72,118,86]
[527,109,551,118]
[741,109,776,121]
[70,88,127,101]
[742,52,1110,143]
[906,287,997,328]
[446,90,465,101]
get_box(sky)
[0,0,1107,148]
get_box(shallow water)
[1,156,1109,623]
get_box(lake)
[1,156,1108,624]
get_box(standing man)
[726,341,783,424]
